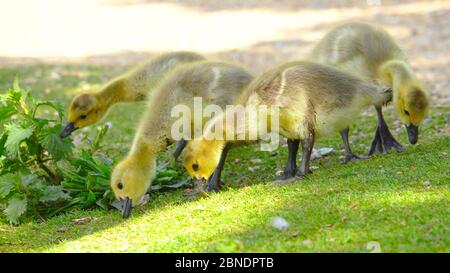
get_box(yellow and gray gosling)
[60,51,205,137]
[183,61,391,185]
[308,22,429,154]
[110,61,253,218]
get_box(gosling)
[308,22,429,155]
[183,61,392,186]
[110,61,253,218]
[60,51,205,137]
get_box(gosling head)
[110,157,154,219]
[60,93,107,138]
[183,139,225,183]
[394,80,429,144]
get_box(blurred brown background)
[0,0,448,105]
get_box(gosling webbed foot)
[272,169,297,184]
[295,169,312,179]
[368,126,404,155]
[343,153,367,164]
[276,168,297,180]
[369,106,405,156]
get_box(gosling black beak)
[59,122,78,138]
[120,197,133,219]
[406,124,419,145]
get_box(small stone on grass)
[270,216,289,231]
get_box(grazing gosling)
[60,51,205,137]
[308,22,429,154]
[184,61,391,184]
[110,61,253,218]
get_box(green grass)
[0,64,449,252]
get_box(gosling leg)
[276,139,300,180]
[173,139,187,161]
[205,145,229,192]
[368,106,404,155]
[340,127,366,163]
[296,132,315,178]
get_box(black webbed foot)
[368,106,404,156]
[343,153,368,164]
[368,126,404,155]
[276,168,297,180]
[295,169,312,179]
[272,169,297,184]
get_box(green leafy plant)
[57,125,116,212]
[0,78,72,179]
[0,79,191,224]
[0,173,70,223]
[0,79,115,224]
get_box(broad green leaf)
[4,123,35,157]
[38,124,74,160]
[0,173,18,198]
[4,196,27,225]
[39,186,70,202]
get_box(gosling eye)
[80,114,87,119]
[404,110,410,116]
[117,181,123,190]
[192,163,199,171]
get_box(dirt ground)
[0,0,448,105]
